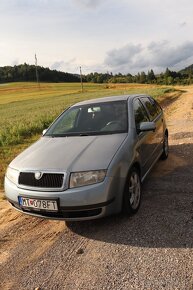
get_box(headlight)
[6,167,19,185]
[70,170,106,188]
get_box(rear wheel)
[123,168,141,215]
[161,132,169,160]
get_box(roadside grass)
[0,191,5,200]
[0,82,184,189]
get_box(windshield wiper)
[79,133,89,136]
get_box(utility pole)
[35,53,40,89]
[80,66,83,93]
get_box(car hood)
[10,134,127,172]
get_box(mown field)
[0,82,182,190]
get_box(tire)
[160,132,169,160]
[122,167,141,216]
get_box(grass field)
[0,82,182,189]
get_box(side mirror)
[42,129,47,135]
[139,122,156,132]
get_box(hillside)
[179,64,193,75]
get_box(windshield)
[45,100,128,137]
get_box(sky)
[1,0,193,74]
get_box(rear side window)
[133,98,149,131]
[154,100,162,114]
[141,97,159,121]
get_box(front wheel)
[122,168,141,216]
[160,133,169,160]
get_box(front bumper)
[4,176,124,221]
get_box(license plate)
[18,196,58,212]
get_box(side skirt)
[141,150,162,183]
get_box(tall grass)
[0,82,173,147]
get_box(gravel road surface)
[0,87,193,290]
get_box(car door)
[140,96,163,163]
[133,98,154,176]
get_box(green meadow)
[0,82,182,189]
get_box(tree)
[165,68,172,78]
[0,64,80,83]
[139,72,146,83]
[147,69,156,83]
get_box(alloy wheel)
[129,172,141,210]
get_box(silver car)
[4,95,168,221]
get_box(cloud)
[148,41,193,67]
[104,41,193,73]
[179,21,187,27]
[72,0,103,8]
[51,58,77,72]
[51,59,107,74]
[105,44,142,67]
[83,0,103,8]
[11,59,19,66]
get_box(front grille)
[19,172,64,188]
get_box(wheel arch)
[121,161,141,196]
[128,161,141,181]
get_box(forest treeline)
[0,64,80,83]
[85,66,193,85]
[1,63,193,85]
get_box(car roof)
[72,94,147,107]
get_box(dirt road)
[0,87,193,290]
